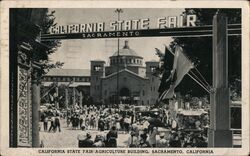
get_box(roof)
[42,82,90,87]
[112,40,141,57]
[91,59,105,62]
[45,69,90,77]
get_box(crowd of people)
[40,104,209,148]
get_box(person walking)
[79,114,84,128]
[119,116,124,132]
[127,131,139,147]
[54,115,61,132]
[148,127,158,147]
[89,115,95,130]
[85,115,90,130]
[77,126,86,147]
[124,116,130,133]
[139,131,150,148]
[98,117,105,131]
[43,115,48,131]
[48,116,56,132]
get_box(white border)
[0,1,249,156]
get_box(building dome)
[109,40,143,67]
[112,40,141,58]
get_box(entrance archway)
[120,87,130,97]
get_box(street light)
[115,8,123,105]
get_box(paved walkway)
[39,119,129,148]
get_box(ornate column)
[16,42,33,147]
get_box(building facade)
[90,40,160,105]
[42,69,91,108]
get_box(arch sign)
[41,14,241,41]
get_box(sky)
[48,8,184,69]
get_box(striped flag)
[159,45,193,100]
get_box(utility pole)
[115,8,123,105]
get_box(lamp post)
[115,8,123,105]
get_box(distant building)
[42,69,91,107]
[43,69,90,86]
[90,40,160,105]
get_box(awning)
[42,81,90,87]
[133,97,140,100]
[177,109,208,116]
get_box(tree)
[12,9,64,76]
[37,9,64,75]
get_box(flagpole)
[187,72,211,93]
[115,8,123,105]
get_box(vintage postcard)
[0,0,249,156]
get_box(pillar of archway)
[208,12,232,147]
[31,62,42,147]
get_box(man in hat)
[98,117,105,131]
[124,115,130,133]
[127,131,139,148]
[106,126,118,147]
[148,127,158,147]
[93,134,105,147]
[81,132,94,147]
[139,129,150,148]
[77,126,86,147]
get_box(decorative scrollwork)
[17,67,32,147]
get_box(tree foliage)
[39,10,64,75]
[12,9,64,76]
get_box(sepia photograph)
[0,1,249,156]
